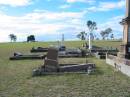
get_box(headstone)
[44,47,59,72]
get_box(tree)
[110,34,114,40]
[87,20,97,50]
[77,31,87,47]
[77,31,87,40]
[9,34,17,42]
[100,28,112,40]
[27,35,35,42]
[100,31,105,40]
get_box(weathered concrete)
[106,54,130,77]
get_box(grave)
[9,52,46,60]
[30,47,48,52]
[58,48,83,58]
[91,45,118,53]
[32,47,95,76]
[106,0,130,76]
[90,45,118,59]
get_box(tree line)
[9,20,115,43]
[8,34,35,42]
[77,20,114,41]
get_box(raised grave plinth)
[106,54,130,76]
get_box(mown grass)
[1,40,130,97]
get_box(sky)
[0,0,126,42]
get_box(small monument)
[118,0,130,59]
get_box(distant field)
[1,40,130,97]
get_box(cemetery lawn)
[1,40,130,97]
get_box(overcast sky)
[0,0,126,42]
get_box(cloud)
[32,10,84,20]
[97,15,124,39]
[0,0,32,7]
[87,0,125,12]
[0,10,85,42]
[99,16,123,32]
[0,0,125,42]
[0,9,124,42]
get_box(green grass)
[1,40,130,97]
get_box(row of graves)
[9,45,86,60]
[9,44,96,76]
[31,46,86,58]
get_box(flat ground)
[1,40,130,97]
